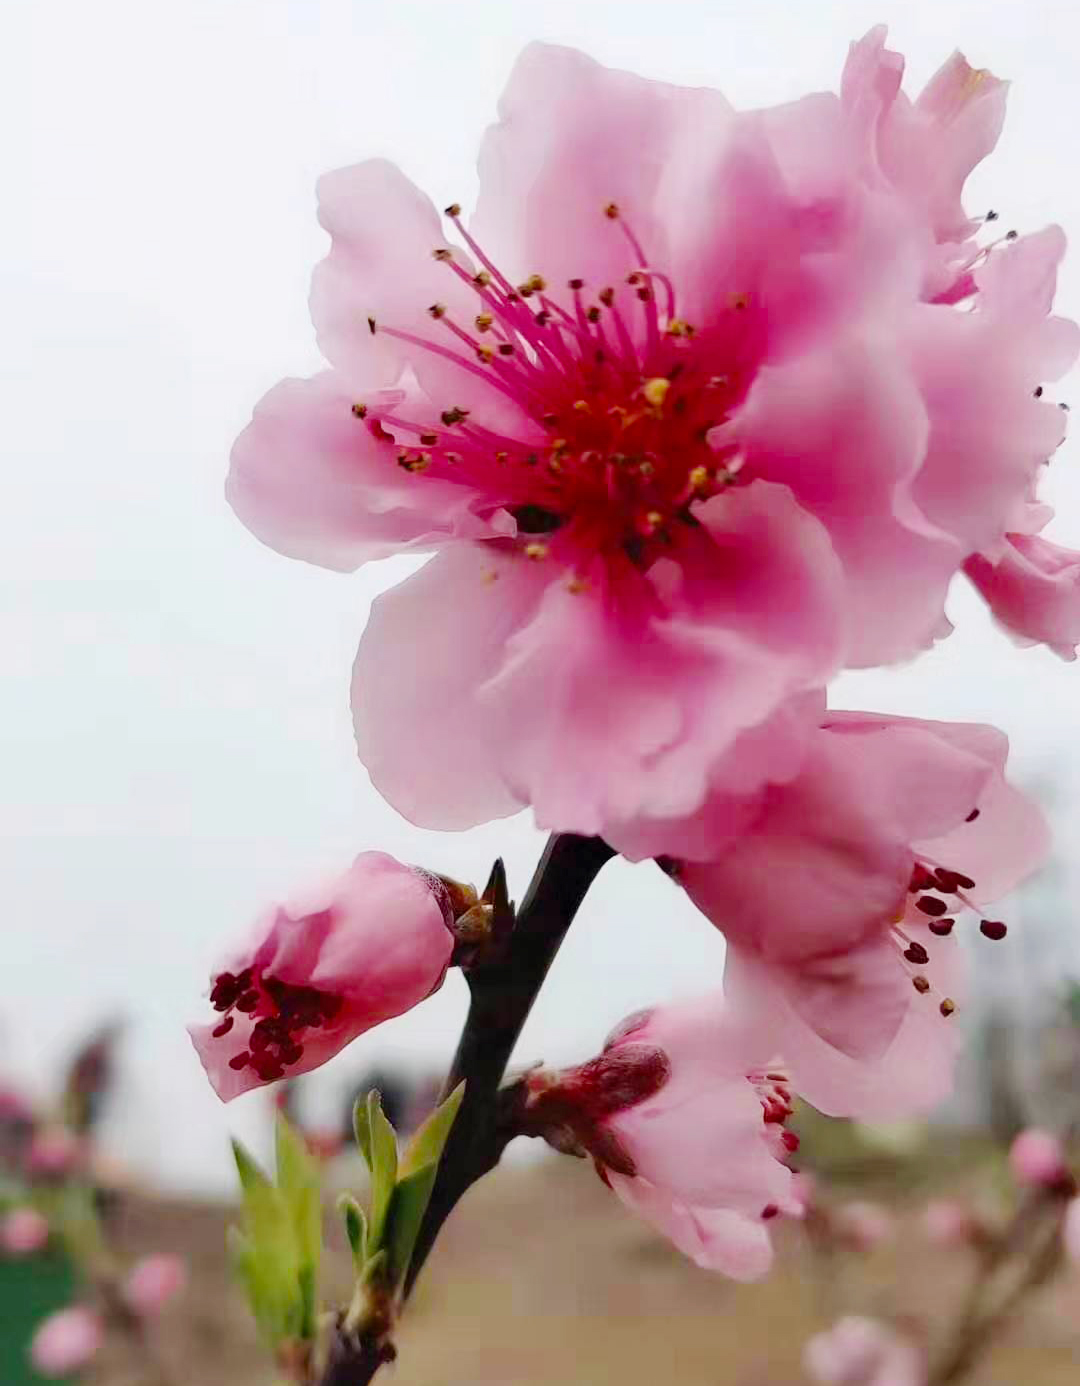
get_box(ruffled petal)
[227,374,510,570]
[352,545,545,829]
[608,1175,776,1280]
[966,531,1080,659]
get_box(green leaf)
[400,1083,464,1179]
[384,1164,439,1286]
[275,1118,322,1298]
[359,1248,389,1289]
[365,1090,398,1252]
[353,1094,372,1169]
[337,1193,368,1272]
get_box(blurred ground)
[75,1150,1080,1386]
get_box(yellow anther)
[573,399,591,414]
[567,576,589,594]
[473,270,492,287]
[689,465,710,491]
[526,273,546,292]
[642,377,671,409]
[474,312,494,332]
[525,541,549,561]
[666,319,689,338]
[475,344,495,363]
[443,202,462,217]
[645,509,664,529]
[939,998,957,1017]
[351,403,368,419]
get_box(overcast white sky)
[4,0,1080,1192]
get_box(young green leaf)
[365,1090,398,1251]
[400,1083,465,1179]
[384,1165,439,1286]
[275,1118,322,1301]
[337,1192,368,1272]
[353,1094,373,1169]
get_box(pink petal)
[473,43,731,291]
[966,532,1080,660]
[730,336,961,666]
[352,545,542,829]
[608,1174,775,1281]
[485,481,844,849]
[227,374,511,571]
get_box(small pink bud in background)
[0,1084,33,1122]
[921,1199,974,1248]
[123,1254,187,1316]
[804,1316,924,1386]
[790,1172,817,1218]
[30,1307,103,1378]
[1,1207,49,1255]
[1009,1128,1068,1188]
[835,1201,895,1252]
[27,1127,82,1178]
[1063,1198,1080,1266]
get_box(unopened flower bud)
[835,1201,894,1252]
[1009,1128,1070,1189]
[123,1254,187,1316]
[1,1207,49,1255]
[921,1198,976,1247]
[30,1307,103,1378]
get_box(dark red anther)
[211,1016,234,1039]
[228,1052,250,1071]
[980,919,1008,941]
[916,895,948,917]
[966,808,981,822]
[928,918,955,937]
[781,1131,800,1153]
[761,1204,779,1220]
[904,942,931,965]
[235,990,260,1013]
[909,864,937,893]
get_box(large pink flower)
[521,997,798,1279]
[678,713,1048,1118]
[190,852,456,1100]
[228,34,1074,851]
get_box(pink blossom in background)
[678,712,1047,1119]
[805,1316,925,1386]
[835,1201,895,1251]
[190,853,456,1100]
[0,1207,49,1255]
[30,1307,104,1379]
[966,532,1080,658]
[1064,1198,1080,1265]
[1008,1128,1068,1187]
[523,997,798,1279]
[921,1199,976,1247]
[123,1254,187,1316]
[227,28,1074,855]
[27,1126,83,1178]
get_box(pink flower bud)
[1,1207,49,1255]
[123,1254,187,1316]
[921,1199,974,1247]
[835,1201,895,1252]
[27,1127,82,1177]
[1063,1197,1080,1266]
[804,1316,924,1386]
[1009,1128,1068,1188]
[30,1307,103,1378]
[190,852,457,1100]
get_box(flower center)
[356,203,756,573]
[209,961,342,1084]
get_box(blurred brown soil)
[87,1156,1080,1386]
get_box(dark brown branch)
[317,833,615,1385]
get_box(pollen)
[689,465,710,491]
[474,312,494,332]
[642,377,671,409]
[525,541,549,560]
[351,403,368,419]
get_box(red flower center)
[209,966,342,1084]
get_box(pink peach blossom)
[805,1316,925,1386]
[27,1127,83,1178]
[679,712,1047,1119]
[835,1201,895,1251]
[30,1307,103,1378]
[1009,1128,1068,1187]
[123,1254,187,1316]
[228,34,1074,854]
[0,1207,49,1255]
[190,852,456,1100]
[523,997,797,1279]
[921,1198,976,1247]
[966,532,1080,659]
[1063,1197,1080,1265]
